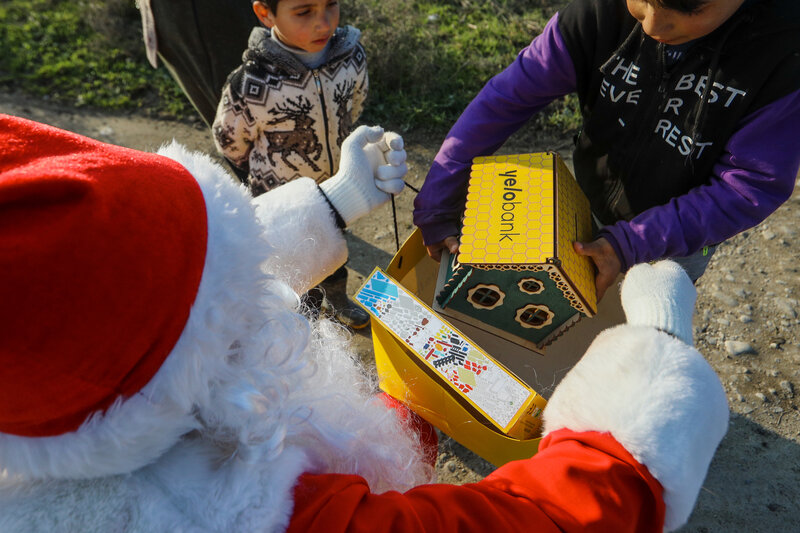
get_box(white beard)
[0,295,435,533]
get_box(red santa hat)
[0,114,273,479]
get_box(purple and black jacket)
[413,0,800,272]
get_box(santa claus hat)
[0,114,275,479]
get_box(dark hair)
[649,0,710,13]
[254,0,279,13]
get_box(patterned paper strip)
[356,269,534,429]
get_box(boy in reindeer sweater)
[213,0,370,329]
[213,0,367,192]
[0,113,728,532]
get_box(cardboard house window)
[515,304,554,329]
[518,278,544,295]
[467,284,505,310]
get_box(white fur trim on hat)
[542,325,729,531]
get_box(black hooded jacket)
[558,0,800,224]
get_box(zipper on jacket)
[616,43,670,208]
[313,70,335,177]
[657,42,671,94]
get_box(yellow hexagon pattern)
[459,153,555,265]
[459,153,597,314]
[555,156,597,313]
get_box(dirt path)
[3,93,799,532]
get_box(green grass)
[348,0,577,131]
[0,0,191,116]
[0,0,577,133]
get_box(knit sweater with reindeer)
[213,26,368,196]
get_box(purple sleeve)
[601,88,800,271]
[412,13,577,245]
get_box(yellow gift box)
[356,230,546,466]
[357,154,626,467]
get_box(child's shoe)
[321,294,370,329]
[319,271,370,330]
[300,286,325,320]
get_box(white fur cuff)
[253,178,348,294]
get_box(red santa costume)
[0,114,728,532]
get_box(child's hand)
[319,125,407,226]
[573,237,621,301]
[425,236,460,262]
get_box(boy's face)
[253,0,340,53]
[626,0,746,45]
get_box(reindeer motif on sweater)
[213,26,367,196]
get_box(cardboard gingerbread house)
[434,152,597,352]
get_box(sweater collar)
[269,30,330,69]
[247,25,362,73]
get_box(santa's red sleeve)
[289,428,662,533]
[287,318,729,533]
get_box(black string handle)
[390,180,419,252]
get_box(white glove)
[319,125,407,226]
[620,260,697,345]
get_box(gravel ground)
[3,92,798,532]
